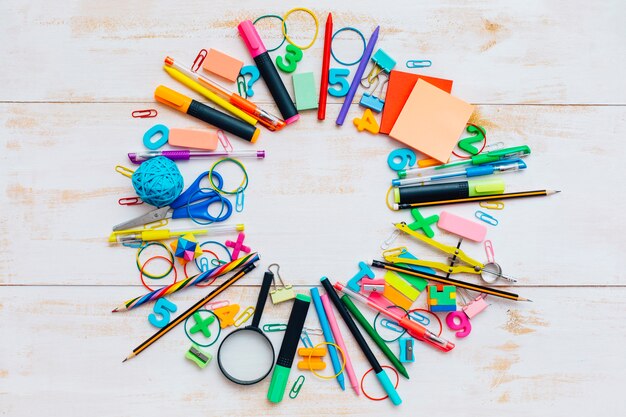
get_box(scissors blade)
[112,207,171,231]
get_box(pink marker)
[321,293,360,395]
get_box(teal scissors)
[113,171,232,231]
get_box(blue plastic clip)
[399,337,415,363]
[475,211,499,226]
[380,318,404,333]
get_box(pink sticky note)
[437,211,487,242]
[389,79,474,163]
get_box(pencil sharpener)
[361,278,385,292]
[270,286,296,304]
[399,337,415,363]
[186,344,212,368]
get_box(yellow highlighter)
[109,224,244,245]
[163,65,257,126]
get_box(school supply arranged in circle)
[111,6,558,407]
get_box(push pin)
[186,344,213,368]
[399,337,415,363]
[268,264,296,304]
[361,278,385,293]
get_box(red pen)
[318,13,333,120]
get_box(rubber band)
[385,186,395,211]
[331,27,366,67]
[373,305,410,343]
[135,242,174,279]
[183,309,221,347]
[209,158,249,195]
[183,249,221,284]
[406,308,443,337]
[452,124,487,159]
[139,256,178,292]
[185,186,227,226]
[194,241,232,272]
[282,7,319,50]
[360,365,400,401]
[253,14,288,53]
[308,342,346,380]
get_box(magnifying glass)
[217,270,275,385]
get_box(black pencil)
[394,189,560,209]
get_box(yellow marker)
[163,66,257,126]
[109,224,244,244]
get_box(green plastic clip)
[289,375,305,399]
[263,323,287,332]
[458,125,486,155]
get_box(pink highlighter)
[321,294,360,395]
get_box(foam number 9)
[445,311,472,338]
[276,45,303,73]
[148,298,178,328]
[387,148,417,171]
[327,68,350,97]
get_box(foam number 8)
[387,148,417,171]
[445,311,472,338]
[327,68,350,97]
[276,45,303,73]
[148,298,178,328]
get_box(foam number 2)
[387,148,417,171]
[445,311,472,338]
[148,298,178,328]
[327,68,350,97]
[276,45,303,73]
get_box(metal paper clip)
[302,327,323,336]
[406,59,432,68]
[234,306,255,327]
[118,197,143,206]
[409,311,431,325]
[484,240,496,263]
[131,109,158,118]
[300,330,313,348]
[217,130,233,152]
[235,187,245,212]
[206,300,230,310]
[380,318,404,333]
[381,228,401,250]
[479,201,505,210]
[486,141,505,151]
[191,49,208,72]
[263,323,287,332]
[237,74,248,99]
[475,211,499,226]
[289,375,305,399]
[268,264,296,304]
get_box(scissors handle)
[169,171,224,209]
[171,196,232,222]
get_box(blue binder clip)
[361,48,396,88]
[399,337,415,363]
[359,76,387,113]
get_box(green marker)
[340,295,409,379]
[267,294,311,403]
[394,178,505,205]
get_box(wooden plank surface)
[1,0,625,415]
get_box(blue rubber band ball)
[131,156,184,207]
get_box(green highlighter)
[267,293,311,403]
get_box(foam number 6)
[327,68,350,97]
[276,45,303,73]
[387,148,417,171]
[148,298,178,328]
[445,311,472,338]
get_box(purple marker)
[128,150,265,164]
[336,26,380,126]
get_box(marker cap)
[237,20,267,58]
[154,85,192,113]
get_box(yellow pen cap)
[469,179,505,196]
[154,85,192,113]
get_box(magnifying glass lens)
[218,330,274,383]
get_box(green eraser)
[295,293,311,302]
[292,72,318,111]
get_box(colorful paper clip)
[131,109,158,118]
[300,330,314,348]
[302,327,323,336]
[409,310,431,326]
[205,300,230,310]
[234,306,255,327]
[475,211,499,226]
[484,240,496,264]
[191,49,208,72]
[263,323,287,332]
[235,187,245,212]
[479,201,505,210]
[217,130,233,152]
[380,318,404,333]
[381,228,401,250]
[118,197,143,206]
[237,74,248,98]
[406,59,432,68]
[268,264,296,304]
[289,375,305,399]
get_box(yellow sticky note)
[389,79,474,163]
[384,271,420,301]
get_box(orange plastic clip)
[131,109,158,118]
[192,49,208,72]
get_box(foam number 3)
[353,108,380,134]
[387,148,417,171]
[148,298,178,328]
[276,45,303,73]
[327,68,350,97]
[445,311,472,338]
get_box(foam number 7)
[148,298,178,328]
[327,68,350,97]
[276,45,303,73]
[387,148,417,171]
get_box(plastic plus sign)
[189,312,215,338]
[407,208,439,238]
[225,232,251,260]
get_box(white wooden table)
[1,1,625,415]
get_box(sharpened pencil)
[394,189,560,209]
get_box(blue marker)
[310,287,345,391]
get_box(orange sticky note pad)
[168,128,219,150]
[390,79,474,163]
[202,49,243,82]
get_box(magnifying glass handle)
[251,272,274,328]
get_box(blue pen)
[392,159,527,187]
[310,287,346,390]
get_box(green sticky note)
[292,72,318,111]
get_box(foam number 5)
[445,311,472,338]
[148,298,178,328]
[327,68,350,97]
[353,109,380,134]
[387,148,417,171]
[276,45,303,73]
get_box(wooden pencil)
[395,189,560,209]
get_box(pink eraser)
[202,49,244,82]
[437,211,487,242]
[168,128,218,150]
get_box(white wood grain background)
[1,0,625,416]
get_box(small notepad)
[389,79,474,163]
